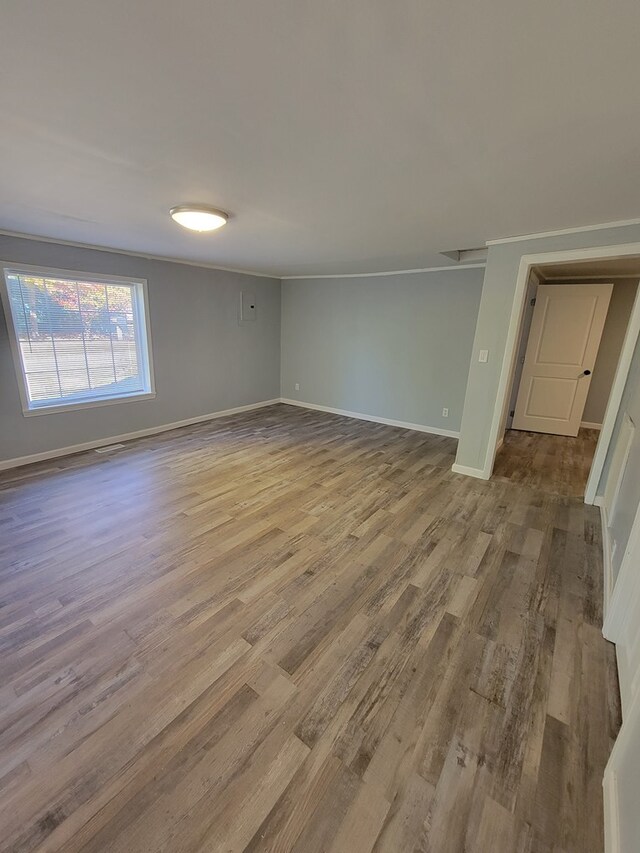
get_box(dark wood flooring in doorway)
[0,405,619,852]
[492,428,600,497]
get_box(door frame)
[484,242,640,505]
[603,496,640,705]
[603,615,640,853]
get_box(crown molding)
[0,229,280,279]
[281,263,486,280]
[542,274,640,281]
[0,229,489,280]
[486,218,640,246]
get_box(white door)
[604,497,640,716]
[603,414,635,525]
[603,515,640,853]
[513,283,613,436]
[601,413,636,613]
[604,691,640,853]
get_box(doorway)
[492,428,599,497]
[493,257,640,498]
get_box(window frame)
[0,262,156,416]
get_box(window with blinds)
[1,266,155,414]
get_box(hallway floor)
[492,428,600,498]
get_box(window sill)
[22,391,157,417]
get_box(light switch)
[479,349,489,363]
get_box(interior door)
[604,691,640,853]
[602,413,636,612]
[603,496,640,851]
[513,283,613,435]
[605,496,640,715]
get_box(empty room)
[2,3,640,852]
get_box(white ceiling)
[2,1,640,277]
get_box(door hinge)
[530,297,536,306]
[510,410,515,417]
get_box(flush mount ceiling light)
[169,204,229,232]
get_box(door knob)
[582,369,592,376]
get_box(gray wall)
[0,235,281,463]
[281,268,484,433]
[455,222,640,472]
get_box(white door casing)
[603,497,640,853]
[604,495,640,715]
[513,283,613,436]
[604,688,640,853]
[603,414,635,525]
[601,413,636,614]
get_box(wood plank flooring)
[0,404,620,852]
[492,428,600,497]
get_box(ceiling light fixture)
[170,204,229,232]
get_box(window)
[1,265,155,415]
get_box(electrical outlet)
[478,349,489,363]
[442,408,449,418]
[295,383,300,391]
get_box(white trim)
[0,229,280,280]
[586,281,640,504]
[486,218,640,246]
[602,682,640,853]
[280,264,486,280]
[0,399,281,471]
[581,421,603,430]
[481,255,546,480]
[603,413,635,525]
[21,391,158,417]
[4,221,640,280]
[478,242,640,502]
[516,245,640,265]
[544,274,640,281]
[0,397,461,472]
[1,262,157,416]
[279,398,460,438]
[604,499,640,644]
[22,391,156,418]
[0,228,487,280]
[598,501,614,623]
[603,766,620,853]
[1,261,149,287]
[451,463,490,479]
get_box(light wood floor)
[0,405,619,852]
[492,428,600,497]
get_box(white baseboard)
[279,398,460,438]
[451,463,490,479]
[0,399,281,472]
[582,421,603,430]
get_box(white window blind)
[2,266,154,414]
